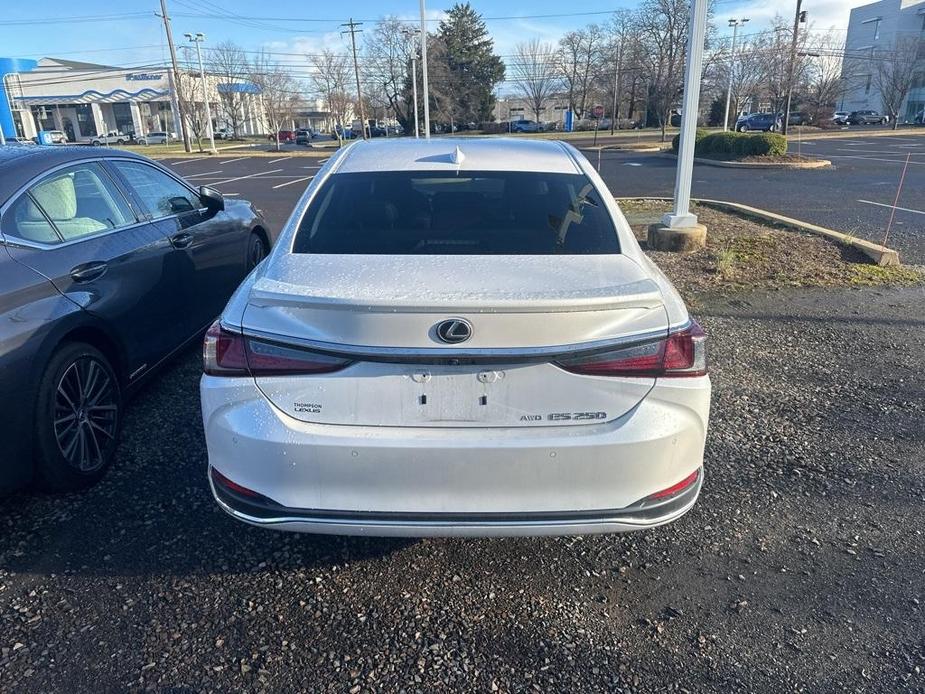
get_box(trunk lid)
[243,254,668,428]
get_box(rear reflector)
[210,467,260,498]
[648,468,701,500]
[203,320,352,376]
[556,321,707,378]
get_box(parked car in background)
[137,131,172,145]
[269,131,296,144]
[832,111,849,126]
[201,138,711,537]
[90,130,128,146]
[786,112,812,126]
[735,112,781,132]
[846,110,887,125]
[5,136,36,146]
[213,127,233,140]
[510,119,540,133]
[0,146,270,494]
[47,130,68,144]
[295,128,314,145]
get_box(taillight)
[203,320,352,376]
[557,321,707,378]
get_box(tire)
[91,141,101,146]
[116,139,125,144]
[34,343,122,492]
[740,124,750,132]
[246,233,268,270]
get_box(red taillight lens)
[210,467,260,497]
[203,321,248,375]
[203,320,352,377]
[557,321,707,378]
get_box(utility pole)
[782,0,804,136]
[610,40,624,136]
[723,18,749,131]
[186,33,216,154]
[158,0,191,152]
[401,27,421,138]
[419,0,431,139]
[342,19,368,140]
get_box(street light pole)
[419,0,431,139]
[401,27,421,139]
[782,0,804,136]
[185,33,216,154]
[660,0,709,232]
[723,18,749,132]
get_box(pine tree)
[432,3,505,126]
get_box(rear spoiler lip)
[225,320,691,365]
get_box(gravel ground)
[1,285,923,692]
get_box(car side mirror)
[199,186,224,214]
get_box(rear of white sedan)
[200,138,710,537]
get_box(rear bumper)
[201,374,710,537]
[209,466,703,537]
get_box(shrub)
[671,128,709,153]
[690,131,787,158]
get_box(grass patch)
[620,199,923,300]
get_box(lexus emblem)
[435,318,472,344]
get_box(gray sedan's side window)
[2,162,136,244]
[111,161,200,220]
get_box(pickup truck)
[89,130,128,146]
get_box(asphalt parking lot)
[586,131,925,265]
[2,291,923,687]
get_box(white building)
[3,57,267,142]
[840,0,925,121]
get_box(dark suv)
[735,112,782,132]
[846,110,887,125]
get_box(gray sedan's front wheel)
[34,343,121,491]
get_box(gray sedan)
[0,146,270,493]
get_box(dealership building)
[0,56,267,142]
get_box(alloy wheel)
[53,356,118,473]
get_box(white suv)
[201,138,711,537]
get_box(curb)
[653,151,831,169]
[792,128,925,142]
[615,196,900,267]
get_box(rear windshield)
[292,170,620,255]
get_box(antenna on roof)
[451,145,465,165]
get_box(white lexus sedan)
[200,138,710,537]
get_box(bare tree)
[802,33,855,122]
[177,49,207,152]
[208,40,249,137]
[364,18,418,131]
[874,35,922,129]
[312,49,353,145]
[720,36,770,125]
[249,51,299,151]
[510,39,559,122]
[636,0,689,141]
[557,25,605,118]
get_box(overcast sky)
[0,0,874,68]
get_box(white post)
[419,0,431,139]
[192,36,217,154]
[411,54,420,139]
[661,0,709,230]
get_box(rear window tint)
[292,170,620,255]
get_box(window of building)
[75,104,97,137]
[112,102,134,135]
[31,106,55,131]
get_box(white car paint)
[201,137,711,537]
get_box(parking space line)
[836,148,925,155]
[827,154,925,165]
[267,156,289,164]
[211,168,285,185]
[183,170,223,178]
[301,165,322,169]
[272,176,314,189]
[169,157,209,165]
[858,199,925,215]
[218,156,251,164]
